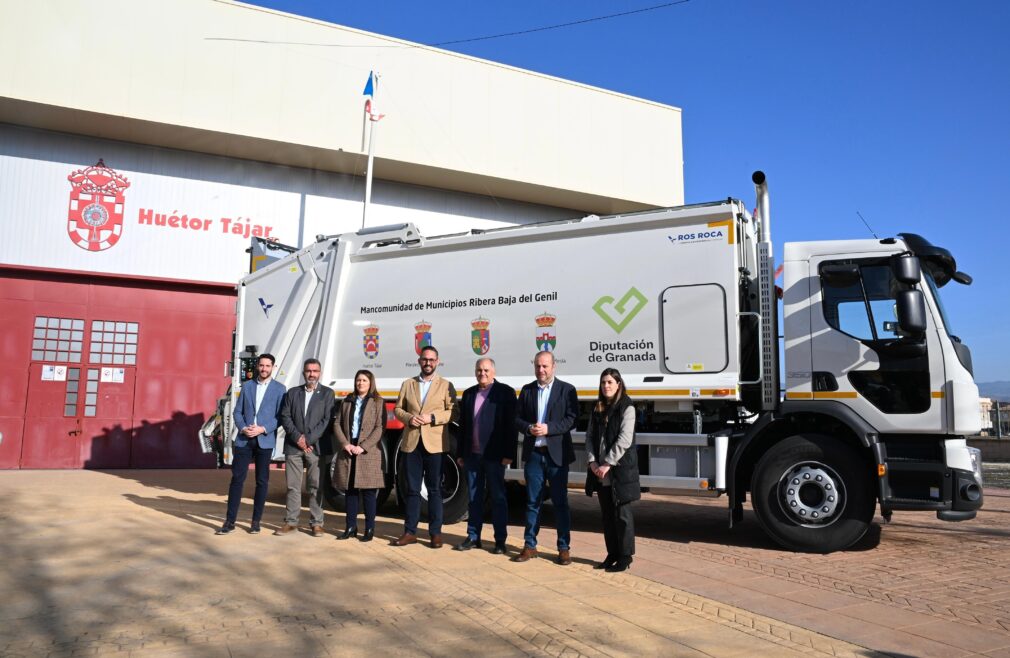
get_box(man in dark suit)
[455,357,517,555]
[217,353,286,535]
[276,358,335,537]
[513,350,579,564]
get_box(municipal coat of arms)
[67,159,130,252]
[535,312,556,352]
[471,317,490,355]
[363,325,379,359]
[414,320,433,355]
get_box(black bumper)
[875,440,983,520]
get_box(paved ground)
[1,470,1008,657]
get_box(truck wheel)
[750,434,875,553]
[395,449,469,524]
[322,450,393,512]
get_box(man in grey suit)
[276,358,335,537]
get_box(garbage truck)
[200,172,983,553]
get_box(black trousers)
[598,486,635,558]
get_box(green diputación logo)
[593,286,647,333]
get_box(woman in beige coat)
[334,370,386,542]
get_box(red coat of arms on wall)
[66,159,131,252]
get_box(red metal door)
[21,363,84,468]
[80,366,136,468]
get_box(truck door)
[809,256,946,434]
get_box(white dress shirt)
[534,379,554,448]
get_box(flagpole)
[362,119,376,229]
[362,71,379,229]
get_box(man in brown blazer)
[392,345,458,547]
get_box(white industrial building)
[0,0,683,468]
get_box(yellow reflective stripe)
[787,391,860,400]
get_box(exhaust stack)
[752,171,771,244]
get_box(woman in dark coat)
[585,367,640,572]
[334,369,386,541]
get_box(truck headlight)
[968,447,983,485]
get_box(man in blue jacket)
[216,353,287,535]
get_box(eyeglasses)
[419,358,437,363]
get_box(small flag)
[362,71,385,122]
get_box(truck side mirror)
[890,254,921,285]
[895,289,927,337]
[820,263,861,288]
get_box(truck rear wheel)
[395,448,469,524]
[750,434,875,553]
[322,451,393,513]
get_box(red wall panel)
[1,268,234,468]
[0,418,24,469]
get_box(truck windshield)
[924,271,955,337]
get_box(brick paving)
[1,469,1007,656]
[0,470,875,658]
[623,484,1010,657]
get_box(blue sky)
[251,0,1009,382]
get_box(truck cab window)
[820,261,930,414]
[822,264,896,341]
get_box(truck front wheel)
[750,434,875,553]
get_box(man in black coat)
[513,351,579,565]
[276,358,335,537]
[455,357,517,554]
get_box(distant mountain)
[979,381,1010,402]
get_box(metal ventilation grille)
[758,243,778,410]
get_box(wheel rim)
[420,454,462,503]
[776,461,847,528]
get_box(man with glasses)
[275,358,335,537]
[392,345,458,548]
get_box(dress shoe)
[557,549,572,566]
[513,546,538,562]
[454,537,482,551]
[359,528,374,542]
[311,525,325,538]
[249,522,261,535]
[215,524,235,535]
[594,555,617,570]
[606,557,633,573]
[491,542,507,555]
[430,534,443,549]
[337,527,358,540]
[274,524,297,536]
[392,532,417,546]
